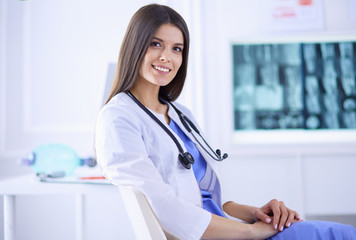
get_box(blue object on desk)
[21,143,96,176]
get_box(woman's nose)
[159,49,171,62]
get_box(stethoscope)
[127,91,228,169]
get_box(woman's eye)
[173,47,182,52]
[151,41,161,47]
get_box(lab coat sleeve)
[95,106,211,240]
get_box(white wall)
[1,0,356,239]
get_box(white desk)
[0,174,117,240]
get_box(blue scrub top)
[169,119,225,217]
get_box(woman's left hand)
[253,199,302,231]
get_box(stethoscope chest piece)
[179,152,195,169]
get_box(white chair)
[119,185,178,240]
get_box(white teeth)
[154,66,170,72]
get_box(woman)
[95,4,356,239]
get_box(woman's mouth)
[153,65,171,73]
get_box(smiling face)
[137,23,184,89]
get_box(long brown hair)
[105,4,190,103]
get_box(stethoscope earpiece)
[215,149,228,161]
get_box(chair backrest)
[119,185,177,240]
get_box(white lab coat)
[95,92,225,240]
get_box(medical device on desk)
[21,143,96,176]
[127,91,228,169]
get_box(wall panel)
[303,154,356,215]
[220,155,304,216]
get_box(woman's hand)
[253,199,302,231]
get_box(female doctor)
[95,4,356,240]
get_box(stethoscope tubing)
[126,91,228,168]
[126,91,186,154]
[168,102,228,161]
